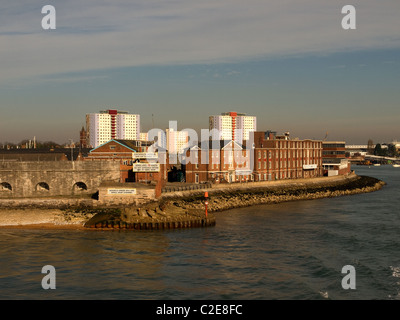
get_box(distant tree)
[35,141,62,149]
[374,143,387,157]
[387,144,398,157]
[374,144,382,156]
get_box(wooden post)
[204,191,209,218]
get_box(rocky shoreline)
[0,174,385,230]
[162,175,385,213]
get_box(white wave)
[390,266,400,278]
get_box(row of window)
[322,151,346,155]
[273,141,322,149]
[189,159,320,171]
[201,169,318,182]
[323,144,345,148]
[257,150,322,159]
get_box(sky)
[0,0,399,145]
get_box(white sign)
[132,152,158,160]
[303,164,318,170]
[132,163,160,172]
[107,188,137,195]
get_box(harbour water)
[0,165,399,300]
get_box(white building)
[166,128,189,154]
[139,132,148,141]
[86,109,140,148]
[209,112,257,143]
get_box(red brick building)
[253,131,323,181]
[79,126,88,149]
[184,132,324,184]
[85,139,166,184]
[184,140,251,184]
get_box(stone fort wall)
[0,161,121,198]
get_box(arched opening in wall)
[73,182,88,193]
[36,182,50,192]
[0,182,12,191]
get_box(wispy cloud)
[1,0,399,83]
[226,70,240,76]
[40,74,109,84]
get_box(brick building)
[184,131,324,184]
[85,139,166,184]
[253,131,323,181]
[184,140,251,184]
[79,126,88,149]
[322,141,351,176]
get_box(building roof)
[113,140,141,151]
[183,140,246,152]
[89,139,140,153]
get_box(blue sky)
[0,0,399,144]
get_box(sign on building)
[132,163,160,172]
[132,152,158,160]
[303,164,318,170]
[107,188,137,195]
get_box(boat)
[393,164,400,168]
[373,163,381,167]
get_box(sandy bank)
[0,208,93,229]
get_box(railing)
[162,182,212,193]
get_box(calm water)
[0,165,399,300]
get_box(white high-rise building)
[86,109,140,148]
[166,128,189,154]
[209,112,257,143]
[139,132,149,141]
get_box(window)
[0,182,12,191]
